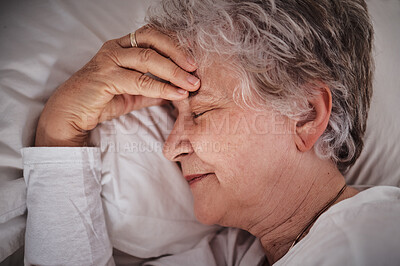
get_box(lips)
[184,173,212,185]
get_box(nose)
[163,114,194,161]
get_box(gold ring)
[130,31,138,47]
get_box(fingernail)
[187,56,196,66]
[176,89,187,95]
[187,75,200,86]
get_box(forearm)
[22,147,114,266]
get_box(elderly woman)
[23,0,400,265]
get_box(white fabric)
[0,0,219,261]
[89,106,219,258]
[22,147,114,266]
[276,186,400,266]
[345,0,400,187]
[144,228,266,266]
[0,215,25,262]
[0,179,26,261]
[1,0,400,262]
[0,178,26,224]
[21,147,265,266]
[21,147,400,265]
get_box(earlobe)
[295,86,332,152]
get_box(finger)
[137,26,197,72]
[99,94,133,122]
[108,68,190,100]
[111,47,200,92]
[117,26,197,73]
[116,33,132,48]
[99,95,167,123]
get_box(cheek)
[191,110,294,190]
[188,110,297,225]
[190,111,245,161]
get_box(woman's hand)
[35,26,199,147]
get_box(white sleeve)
[22,147,114,266]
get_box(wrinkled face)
[163,61,299,227]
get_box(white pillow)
[90,105,219,258]
[0,0,399,262]
[344,0,400,187]
[0,0,219,261]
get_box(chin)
[193,201,221,226]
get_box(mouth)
[184,173,213,185]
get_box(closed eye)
[192,109,212,119]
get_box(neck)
[246,161,359,265]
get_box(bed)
[0,0,399,264]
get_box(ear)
[294,86,332,152]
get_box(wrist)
[35,118,89,147]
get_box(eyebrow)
[188,89,217,103]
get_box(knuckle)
[158,82,169,96]
[101,39,114,49]
[138,48,156,63]
[172,42,182,52]
[171,65,182,79]
[92,52,112,71]
[106,49,122,66]
[138,25,155,36]
[137,74,154,92]
[94,47,122,69]
[95,48,111,61]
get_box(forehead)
[173,61,236,108]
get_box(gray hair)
[147,0,374,171]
